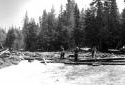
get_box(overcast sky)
[0,0,124,28]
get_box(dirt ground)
[0,60,125,85]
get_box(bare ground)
[0,52,125,85]
[0,60,125,85]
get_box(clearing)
[0,60,125,85]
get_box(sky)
[0,0,124,29]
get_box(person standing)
[60,46,65,59]
[91,46,97,59]
[74,47,79,61]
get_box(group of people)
[60,46,79,61]
[60,46,97,61]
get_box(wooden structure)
[65,52,125,65]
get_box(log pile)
[65,52,125,65]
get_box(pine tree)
[73,4,82,46]
[26,18,39,51]
[22,11,29,50]
[5,27,16,50]
[56,5,70,50]
[38,7,58,51]
[74,4,80,28]
[23,12,39,51]
[121,8,125,45]
[79,8,86,46]
[38,10,48,51]
[55,0,77,50]
[84,7,97,47]
[109,0,120,48]
[12,29,24,50]
[66,0,75,29]
[63,0,76,49]
[0,28,6,48]
[47,6,58,51]
[90,0,104,50]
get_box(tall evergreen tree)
[22,11,29,50]
[84,7,97,47]
[26,18,39,51]
[73,4,82,46]
[5,27,15,49]
[63,0,76,49]
[38,7,57,51]
[79,8,86,46]
[23,12,38,51]
[12,29,24,50]
[74,4,80,28]
[5,27,24,50]
[90,0,104,49]
[0,28,6,48]
[56,5,69,50]
[121,8,125,46]
[109,0,120,48]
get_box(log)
[78,57,125,62]
[42,57,47,65]
[0,49,9,56]
[64,61,125,65]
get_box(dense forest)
[0,0,125,51]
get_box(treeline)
[1,0,125,51]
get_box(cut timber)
[65,57,125,65]
[35,54,47,65]
[64,61,125,65]
[78,57,125,62]
[92,62,101,66]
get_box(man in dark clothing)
[60,46,65,59]
[74,47,79,61]
[0,43,3,49]
[91,46,97,59]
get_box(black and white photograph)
[0,0,125,85]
